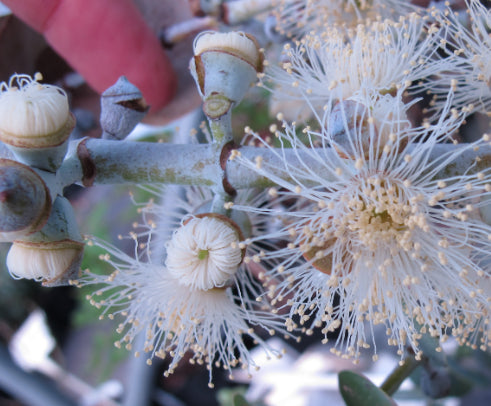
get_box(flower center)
[166,215,244,291]
[298,174,431,274]
[345,177,408,250]
[197,249,209,260]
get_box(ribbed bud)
[0,73,75,171]
[7,195,84,286]
[190,31,262,118]
[0,158,51,242]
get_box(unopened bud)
[199,0,222,15]
[101,76,149,140]
[222,0,274,26]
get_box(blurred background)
[0,1,490,405]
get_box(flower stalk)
[380,355,421,396]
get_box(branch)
[58,138,491,190]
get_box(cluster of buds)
[0,74,83,285]
[0,72,150,285]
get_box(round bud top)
[7,239,84,284]
[194,31,262,71]
[0,73,75,148]
[166,213,244,291]
[0,159,51,242]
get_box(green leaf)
[233,393,251,406]
[339,370,397,406]
[217,387,253,406]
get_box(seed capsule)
[0,158,51,242]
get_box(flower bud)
[0,73,75,171]
[166,213,245,291]
[190,31,262,118]
[7,195,84,286]
[0,158,51,242]
[100,76,149,140]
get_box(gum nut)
[0,158,51,242]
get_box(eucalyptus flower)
[0,73,75,171]
[231,90,491,362]
[263,13,444,121]
[271,0,420,38]
[424,0,491,117]
[78,186,288,384]
[0,73,71,144]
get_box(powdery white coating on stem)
[165,216,243,291]
[264,13,445,120]
[0,73,70,140]
[233,89,491,361]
